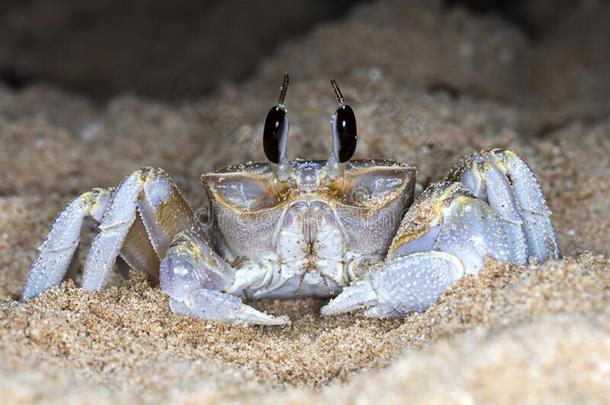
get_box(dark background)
[0,0,597,100]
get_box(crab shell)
[201,160,415,296]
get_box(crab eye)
[263,105,288,164]
[329,79,357,165]
[332,104,357,163]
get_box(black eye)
[263,105,288,164]
[332,104,357,163]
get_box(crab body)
[204,159,415,299]
[22,76,560,325]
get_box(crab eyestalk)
[327,79,357,179]
[263,73,291,181]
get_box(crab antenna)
[330,79,345,105]
[278,73,290,105]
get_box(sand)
[1,1,609,403]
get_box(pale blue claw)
[160,230,290,326]
[321,252,463,317]
[323,149,559,318]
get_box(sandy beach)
[1,1,609,403]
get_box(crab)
[22,75,560,325]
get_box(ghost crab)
[23,75,560,325]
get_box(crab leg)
[22,188,112,301]
[322,149,559,318]
[322,183,507,316]
[23,167,195,300]
[160,230,289,325]
[81,167,195,291]
[447,148,559,262]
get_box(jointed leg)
[23,167,195,300]
[23,188,112,301]
[81,167,195,291]
[322,182,507,316]
[23,167,287,325]
[120,213,160,280]
[322,149,560,318]
[446,148,559,262]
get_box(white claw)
[321,252,464,317]
[170,291,290,326]
[320,278,377,316]
[161,230,289,326]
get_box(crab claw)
[324,148,560,319]
[161,230,290,326]
[169,290,290,326]
[321,252,463,317]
